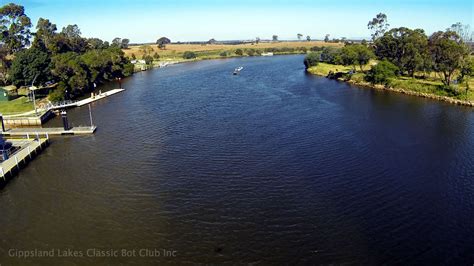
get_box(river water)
[0,55,473,264]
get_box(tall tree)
[324,34,330,42]
[429,30,469,86]
[32,18,57,50]
[112,37,121,47]
[297,33,303,40]
[121,38,130,49]
[60,24,86,53]
[367,13,389,41]
[87,38,107,50]
[0,3,32,54]
[375,27,430,76]
[156,37,171,49]
[449,22,472,42]
[8,47,51,86]
[306,35,311,41]
[272,35,278,41]
[255,37,260,44]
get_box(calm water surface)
[0,55,473,264]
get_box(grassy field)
[308,63,474,102]
[0,97,34,115]
[123,41,343,60]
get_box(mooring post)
[88,104,94,129]
[27,133,30,139]
[28,146,31,159]
[0,113,5,132]
[61,110,70,131]
[36,132,39,141]
[15,155,19,170]
[46,133,49,140]
[0,167,4,180]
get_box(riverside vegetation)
[0,2,134,113]
[304,13,474,104]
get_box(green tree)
[351,44,375,71]
[375,27,430,76]
[183,51,197,59]
[367,13,389,41]
[340,46,358,70]
[235,49,243,56]
[220,51,228,57]
[246,48,256,56]
[320,47,341,64]
[143,55,153,65]
[324,34,330,42]
[87,38,107,50]
[449,22,472,42]
[121,38,130,49]
[51,52,90,94]
[458,57,473,83]
[8,47,51,86]
[365,60,399,85]
[429,30,469,86]
[32,18,57,51]
[304,52,320,69]
[60,24,87,53]
[0,3,32,54]
[255,37,260,44]
[297,33,303,40]
[306,35,311,41]
[153,52,160,60]
[156,37,171,49]
[272,35,278,41]
[112,37,121,47]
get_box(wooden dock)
[76,88,125,106]
[49,88,125,110]
[2,126,97,137]
[0,138,49,182]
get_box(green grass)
[0,97,34,115]
[308,63,474,102]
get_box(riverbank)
[307,63,474,107]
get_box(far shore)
[307,64,474,107]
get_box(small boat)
[233,66,244,75]
[261,52,274,56]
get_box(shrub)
[304,53,320,69]
[183,51,197,59]
[235,49,243,56]
[48,86,66,102]
[365,60,399,85]
[246,49,256,56]
[320,47,342,64]
[143,55,154,65]
[219,51,228,57]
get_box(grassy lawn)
[308,63,474,102]
[0,97,34,115]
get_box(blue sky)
[11,0,474,43]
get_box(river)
[0,55,473,264]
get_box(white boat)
[233,67,244,75]
[261,52,274,56]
